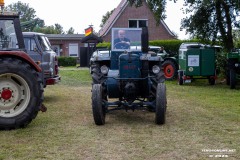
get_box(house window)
[129,19,148,28]
[69,43,79,57]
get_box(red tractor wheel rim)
[1,89,12,100]
[164,64,174,78]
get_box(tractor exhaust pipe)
[141,27,149,53]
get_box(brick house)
[46,34,85,57]
[99,0,176,42]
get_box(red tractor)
[0,3,44,129]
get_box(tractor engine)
[119,52,141,101]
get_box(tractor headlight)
[100,65,109,75]
[50,67,54,76]
[152,65,160,74]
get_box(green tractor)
[149,46,178,80]
[90,27,167,125]
[226,49,240,89]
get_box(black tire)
[91,63,106,84]
[155,83,167,125]
[149,70,165,101]
[208,77,216,85]
[178,70,184,85]
[92,84,105,125]
[162,60,177,80]
[230,69,236,89]
[0,57,43,130]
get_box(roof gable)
[99,0,128,37]
[98,0,175,38]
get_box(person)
[113,29,130,49]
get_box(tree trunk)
[215,0,234,51]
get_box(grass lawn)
[0,67,239,160]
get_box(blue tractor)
[90,28,167,125]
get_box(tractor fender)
[163,57,178,68]
[0,51,42,72]
[106,70,119,98]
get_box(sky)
[4,0,189,39]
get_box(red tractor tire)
[162,60,177,80]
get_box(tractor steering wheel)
[114,42,130,49]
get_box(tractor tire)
[150,70,165,101]
[155,83,167,125]
[91,63,106,84]
[92,84,105,125]
[162,60,177,80]
[230,69,236,89]
[208,77,216,85]
[178,70,184,85]
[0,57,43,130]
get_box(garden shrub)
[58,56,77,66]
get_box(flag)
[85,27,93,36]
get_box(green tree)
[55,23,64,34]
[6,1,44,31]
[6,1,36,21]
[33,25,58,34]
[100,9,115,27]
[66,27,75,34]
[181,0,240,51]
[233,29,240,48]
[33,23,66,34]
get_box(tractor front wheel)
[92,84,105,125]
[155,83,167,125]
[91,63,106,84]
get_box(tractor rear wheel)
[162,60,177,80]
[92,84,105,125]
[0,57,43,130]
[155,83,166,125]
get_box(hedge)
[97,39,202,54]
[58,56,77,66]
[97,39,227,76]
